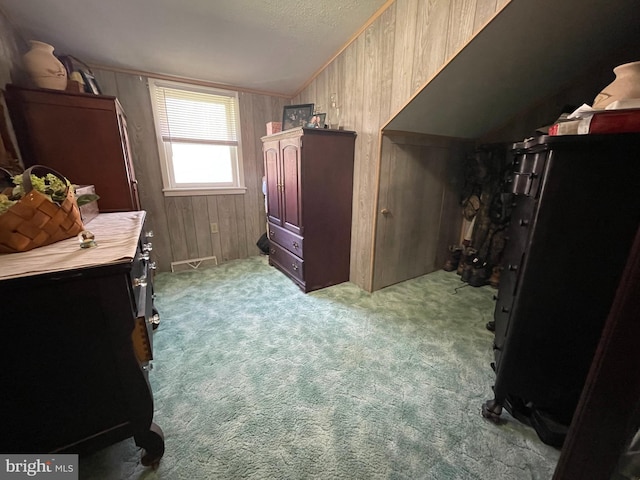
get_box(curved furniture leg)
[135,422,165,468]
[482,398,505,424]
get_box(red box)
[587,108,640,134]
[266,122,282,135]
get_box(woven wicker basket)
[0,165,84,254]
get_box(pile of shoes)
[443,244,490,287]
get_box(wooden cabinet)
[262,127,356,292]
[4,84,140,212]
[0,211,164,466]
[482,133,640,447]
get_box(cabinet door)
[263,140,282,226]
[280,137,303,235]
[115,104,141,210]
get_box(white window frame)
[148,78,246,196]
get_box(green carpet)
[79,255,559,479]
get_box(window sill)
[162,187,247,197]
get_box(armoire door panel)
[264,141,282,225]
[281,141,302,235]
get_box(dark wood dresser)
[482,133,640,447]
[0,211,164,466]
[262,127,356,292]
[4,84,140,212]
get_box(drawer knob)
[269,230,275,237]
[143,242,153,252]
[519,219,529,226]
[141,252,150,261]
[145,230,154,238]
[292,263,298,271]
[149,261,157,270]
[149,313,161,325]
[292,241,299,249]
[270,248,276,255]
[501,306,510,313]
[133,276,147,287]
[508,264,518,271]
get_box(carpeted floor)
[78,255,560,479]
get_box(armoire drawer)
[269,241,304,283]
[268,222,304,258]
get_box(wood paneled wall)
[0,0,508,281]
[294,0,508,291]
[92,68,288,272]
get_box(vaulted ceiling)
[0,0,390,97]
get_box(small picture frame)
[307,113,326,129]
[282,104,314,131]
[79,69,102,95]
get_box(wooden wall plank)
[238,91,260,257]
[234,194,248,258]
[390,0,418,113]
[346,36,368,287]
[378,6,396,124]
[206,195,223,262]
[355,22,384,293]
[412,1,450,91]
[164,196,189,262]
[216,195,238,262]
[447,0,479,60]
[177,196,198,259]
[192,196,213,258]
[473,0,499,30]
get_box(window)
[148,79,245,195]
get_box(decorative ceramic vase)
[592,61,640,109]
[23,40,67,90]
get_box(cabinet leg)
[482,398,505,424]
[151,307,160,330]
[135,422,165,468]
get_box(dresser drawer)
[128,227,157,364]
[268,222,304,258]
[269,241,304,283]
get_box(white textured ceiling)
[0,0,389,96]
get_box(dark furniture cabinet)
[0,211,164,466]
[4,84,140,212]
[262,127,356,292]
[482,133,640,447]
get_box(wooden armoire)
[4,84,140,212]
[262,127,356,292]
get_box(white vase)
[592,61,640,109]
[23,40,67,90]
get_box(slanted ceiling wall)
[294,0,509,291]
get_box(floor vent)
[170,256,218,272]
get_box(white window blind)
[153,86,239,145]
[148,79,245,195]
